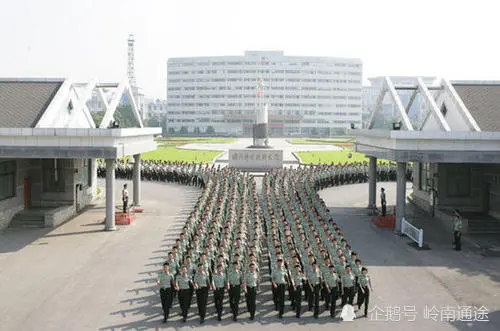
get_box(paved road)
[0,180,499,330]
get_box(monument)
[229,82,283,171]
[251,104,270,148]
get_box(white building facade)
[166,51,362,136]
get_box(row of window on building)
[169,95,362,101]
[168,78,361,84]
[167,102,361,108]
[168,86,362,92]
[168,70,361,76]
[166,118,361,125]
[168,61,361,68]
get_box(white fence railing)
[401,217,424,248]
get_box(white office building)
[145,98,167,118]
[166,51,362,136]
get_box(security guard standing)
[157,262,174,323]
[291,264,306,318]
[212,264,227,321]
[453,209,463,251]
[324,265,339,318]
[227,261,242,321]
[122,184,129,213]
[380,187,387,216]
[193,263,210,324]
[271,259,288,319]
[175,266,194,322]
[307,263,322,319]
[243,263,260,320]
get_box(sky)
[0,0,498,98]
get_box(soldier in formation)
[262,166,377,319]
[144,159,388,322]
[151,165,264,323]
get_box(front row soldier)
[227,261,242,321]
[212,264,227,321]
[308,263,322,319]
[291,264,306,318]
[243,263,260,320]
[193,263,210,324]
[341,265,356,307]
[357,267,374,317]
[157,262,174,323]
[324,265,339,318]
[175,266,194,322]
[271,259,288,319]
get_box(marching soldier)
[193,263,210,324]
[324,265,339,318]
[175,266,194,323]
[291,264,306,318]
[341,265,356,306]
[157,262,174,323]
[227,261,242,321]
[271,259,288,319]
[307,262,322,319]
[352,258,363,293]
[212,264,227,321]
[357,267,373,317]
[243,262,260,320]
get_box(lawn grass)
[141,145,222,162]
[297,150,389,164]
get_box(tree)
[91,105,141,128]
[206,126,215,135]
[168,127,176,134]
[180,126,188,135]
[194,127,201,136]
[90,111,105,127]
[311,127,319,136]
[114,105,141,128]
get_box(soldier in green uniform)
[243,263,260,320]
[357,267,373,317]
[193,263,210,324]
[227,261,242,321]
[291,264,306,318]
[166,252,178,276]
[341,265,355,306]
[157,262,174,323]
[271,259,288,319]
[307,263,322,318]
[352,259,362,293]
[452,209,463,251]
[175,266,194,322]
[324,265,339,318]
[212,264,227,321]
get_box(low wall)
[45,205,76,227]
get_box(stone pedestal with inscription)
[228,148,283,171]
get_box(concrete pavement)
[1,179,499,330]
[319,182,500,331]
